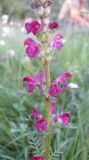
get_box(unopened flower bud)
[44,7,51,16]
[38,6,45,16]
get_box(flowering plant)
[23,0,73,159]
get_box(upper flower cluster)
[24,20,63,59]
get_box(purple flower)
[49,83,62,98]
[32,155,44,160]
[48,21,59,30]
[51,33,63,49]
[29,107,42,119]
[25,20,41,35]
[29,106,47,132]
[55,72,72,88]
[54,112,71,126]
[49,72,72,98]
[23,69,45,93]
[35,118,47,132]
[24,38,41,59]
[23,76,40,93]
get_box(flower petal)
[55,72,72,87]
[29,107,42,119]
[23,76,40,93]
[35,118,47,132]
[49,83,62,98]
[25,20,41,35]
[32,155,44,160]
[48,21,59,30]
[54,112,71,126]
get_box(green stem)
[44,60,51,160]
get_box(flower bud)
[44,7,51,16]
[38,6,45,16]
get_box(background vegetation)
[0,0,89,160]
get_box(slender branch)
[44,60,51,160]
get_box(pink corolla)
[35,118,47,132]
[50,103,71,126]
[55,72,72,88]
[24,38,41,59]
[48,21,59,30]
[23,69,45,93]
[32,155,44,160]
[30,106,47,132]
[49,72,72,98]
[25,20,41,35]
[51,33,63,49]
[54,112,71,126]
[49,83,62,98]
[29,107,42,119]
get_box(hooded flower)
[54,112,71,126]
[49,83,62,98]
[48,21,59,30]
[51,33,63,49]
[32,155,44,160]
[50,103,71,126]
[23,69,45,93]
[29,106,42,119]
[35,118,47,132]
[24,38,41,59]
[30,106,47,132]
[49,72,72,98]
[25,20,41,35]
[23,76,40,93]
[55,72,72,88]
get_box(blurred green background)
[0,0,89,160]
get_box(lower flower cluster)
[29,104,71,132]
[23,69,72,159]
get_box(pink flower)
[54,112,71,126]
[51,34,63,49]
[23,69,45,93]
[49,83,62,98]
[25,20,41,35]
[35,118,47,132]
[24,38,41,59]
[48,21,59,30]
[29,107,42,119]
[32,155,44,160]
[55,72,72,88]
[29,106,47,132]
[23,76,40,93]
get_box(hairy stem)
[44,60,51,160]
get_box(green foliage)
[0,0,31,19]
